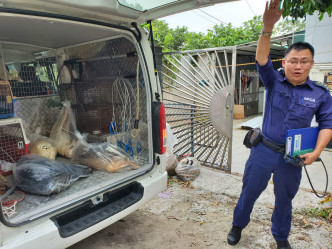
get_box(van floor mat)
[51,182,144,238]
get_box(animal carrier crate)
[75,107,113,135]
[59,82,118,135]
[59,82,112,110]
[0,118,30,167]
[0,81,15,119]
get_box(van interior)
[0,12,151,225]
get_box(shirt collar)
[304,79,315,90]
[280,74,314,89]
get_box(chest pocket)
[292,99,317,118]
[272,88,291,110]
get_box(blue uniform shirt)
[256,56,332,144]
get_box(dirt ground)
[68,167,332,249]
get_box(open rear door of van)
[1,0,238,26]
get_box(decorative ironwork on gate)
[162,47,237,172]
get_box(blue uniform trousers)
[232,142,302,241]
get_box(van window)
[0,42,59,98]
[6,61,58,97]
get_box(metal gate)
[162,47,236,172]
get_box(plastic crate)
[0,81,15,119]
[0,118,30,166]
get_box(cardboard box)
[233,104,244,119]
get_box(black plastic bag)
[13,154,92,195]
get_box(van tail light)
[152,102,167,154]
[159,103,167,153]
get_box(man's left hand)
[300,152,320,165]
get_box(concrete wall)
[310,64,332,82]
[306,12,332,90]
[305,12,332,64]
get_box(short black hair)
[284,42,315,58]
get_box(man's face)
[282,48,314,86]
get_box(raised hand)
[263,0,284,32]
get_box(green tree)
[142,20,190,51]
[206,23,239,47]
[240,16,264,42]
[164,26,189,51]
[141,20,170,49]
[182,32,211,50]
[282,0,332,20]
[147,15,304,52]
[205,15,263,48]
[274,19,306,35]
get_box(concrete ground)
[68,116,331,249]
[231,116,332,194]
[69,140,332,249]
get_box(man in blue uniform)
[227,0,332,248]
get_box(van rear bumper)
[52,181,145,238]
[0,170,167,249]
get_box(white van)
[0,1,232,248]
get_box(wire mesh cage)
[59,82,114,134]
[56,37,148,157]
[59,82,113,110]
[0,36,148,161]
[76,108,113,135]
[0,81,14,118]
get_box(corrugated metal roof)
[238,116,263,129]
